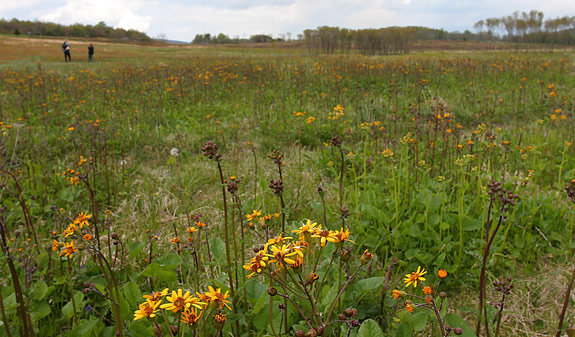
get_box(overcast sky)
[1,0,574,41]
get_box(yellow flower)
[51,240,60,252]
[203,286,232,311]
[143,288,169,302]
[392,290,404,299]
[73,212,92,228]
[326,227,354,247]
[404,266,427,288]
[160,289,204,313]
[63,223,76,237]
[245,209,261,221]
[292,220,321,242]
[405,302,415,313]
[243,251,268,278]
[61,241,78,258]
[266,244,302,269]
[180,307,202,327]
[214,312,226,330]
[312,229,337,247]
[134,300,162,321]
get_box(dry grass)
[442,259,575,337]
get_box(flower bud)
[315,325,325,336]
[351,320,360,327]
[170,326,179,335]
[306,328,317,337]
[439,292,447,299]
[360,249,373,265]
[214,312,226,330]
[268,287,277,296]
[295,330,305,337]
[344,308,354,318]
[338,314,347,321]
[339,249,350,262]
[453,327,463,335]
[306,272,319,285]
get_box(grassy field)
[0,35,574,337]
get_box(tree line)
[191,33,280,44]
[0,18,151,42]
[302,26,451,55]
[474,10,575,45]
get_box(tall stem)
[216,161,238,334]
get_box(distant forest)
[192,10,575,55]
[0,18,151,42]
[2,10,574,54]
[300,11,575,55]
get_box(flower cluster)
[52,212,93,258]
[134,286,231,333]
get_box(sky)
[1,0,574,42]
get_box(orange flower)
[423,286,432,295]
[438,269,447,278]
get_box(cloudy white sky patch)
[1,0,574,41]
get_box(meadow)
[0,35,574,337]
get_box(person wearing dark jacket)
[88,44,94,62]
[62,41,71,62]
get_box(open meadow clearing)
[0,35,575,337]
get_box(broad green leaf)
[156,253,183,266]
[57,187,74,202]
[395,321,413,337]
[357,276,384,291]
[409,311,429,331]
[209,237,227,264]
[357,319,384,337]
[141,263,177,282]
[127,241,147,259]
[123,281,143,305]
[31,281,49,301]
[128,321,155,337]
[68,319,100,337]
[62,292,84,319]
[31,300,51,320]
[444,313,477,337]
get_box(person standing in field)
[88,44,94,62]
[62,41,71,62]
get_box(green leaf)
[409,311,429,331]
[31,281,49,301]
[444,313,477,337]
[141,263,177,282]
[357,319,384,337]
[62,292,84,319]
[395,321,413,337]
[31,300,51,320]
[462,217,481,231]
[123,281,143,305]
[357,276,384,291]
[127,241,147,259]
[245,278,267,306]
[68,319,100,337]
[156,253,183,267]
[119,294,132,321]
[320,284,338,308]
[128,321,155,337]
[251,293,267,315]
[209,237,227,263]
[57,187,74,202]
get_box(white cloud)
[39,0,154,32]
